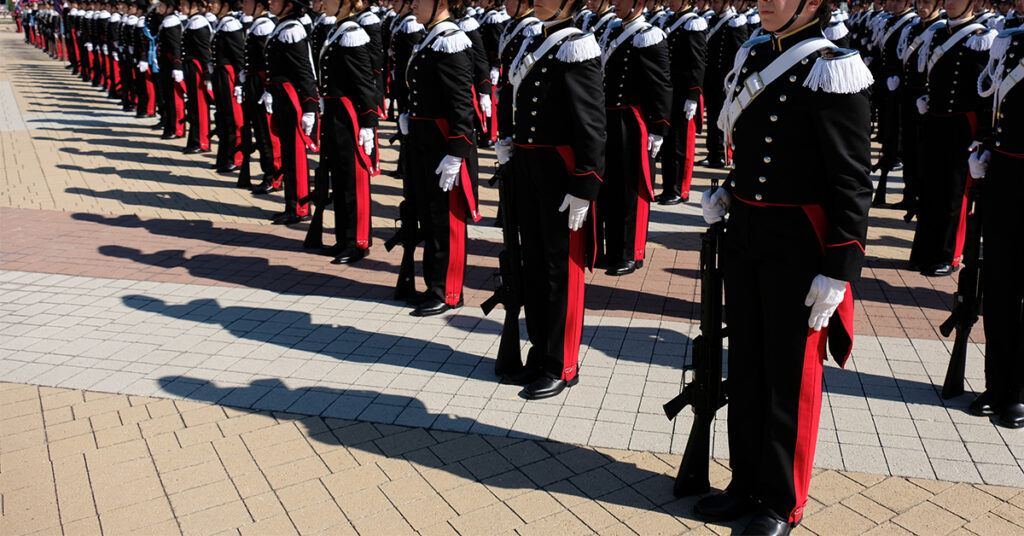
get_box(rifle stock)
[939,183,983,400]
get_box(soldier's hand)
[495,137,514,165]
[258,91,273,114]
[683,99,698,121]
[138,60,148,72]
[358,127,375,157]
[489,66,499,86]
[886,76,899,91]
[968,150,991,179]
[234,86,243,103]
[301,112,316,136]
[436,155,463,192]
[701,188,731,224]
[915,94,929,115]
[804,275,847,331]
[239,69,246,83]
[479,93,492,118]
[398,113,409,135]
[559,193,589,231]
[648,134,664,159]
[171,69,183,83]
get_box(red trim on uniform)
[190,60,211,150]
[270,82,316,217]
[445,186,467,305]
[953,112,979,268]
[223,65,245,166]
[801,203,855,368]
[682,105,697,197]
[143,70,156,115]
[470,86,487,135]
[417,116,481,221]
[111,58,121,95]
[993,148,1024,158]
[626,105,654,261]
[256,72,283,171]
[826,240,866,254]
[489,85,499,142]
[448,134,474,146]
[790,327,827,525]
[338,96,374,249]
[173,81,186,137]
[562,227,586,380]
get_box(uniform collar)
[770,20,823,51]
[542,16,573,35]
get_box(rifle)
[480,164,524,376]
[385,200,418,301]
[663,180,728,497]
[303,160,331,250]
[939,182,983,399]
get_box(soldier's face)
[613,0,640,18]
[943,0,972,16]
[323,0,340,14]
[268,0,283,14]
[708,0,724,11]
[534,0,561,18]
[758,0,822,31]
[411,0,446,23]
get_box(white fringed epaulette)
[99,11,110,19]
[523,22,543,36]
[136,17,145,28]
[728,14,747,27]
[684,16,708,32]
[966,28,997,51]
[804,49,874,93]
[633,26,666,48]
[458,16,480,32]
[748,13,760,25]
[110,13,121,23]
[557,32,601,62]
[430,29,472,53]
[187,14,208,30]
[205,13,217,23]
[220,18,243,32]
[241,14,253,24]
[357,11,381,26]
[398,16,424,33]
[916,20,947,72]
[483,10,509,24]
[161,14,180,28]
[322,16,337,26]
[277,22,307,43]
[825,22,849,41]
[299,14,312,25]
[126,14,138,24]
[250,17,274,36]
[338,25,370,47]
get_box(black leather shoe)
[742,511,791,536]
[695,488,755,522]
[252,180,280,195]
[502,365,543,385]
[659,194,684,206]
[183,146,209,155]
[607,259,643,276]
[217,164,239,174]
[271,212,309,225]
[922,263,954,277]
[331,247,367,265]
[697,156,726,168]
[406,290,435,306]
[522,375,578,400]
[999,403,1024,429]
[411,297,462,317]
[320,244,346,257]
[160,133,180,140]
[969,391,1000,416]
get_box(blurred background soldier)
[210,0,246,172]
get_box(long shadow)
[25,117,150,130]
[155,375,723,526]
[75,214,307,252]
[60,162,236,189]
[66,187,276,220]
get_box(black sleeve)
[481,23,501,65]
[352,43,380,128]
[811,89,873,281]
[362,22,384,75]
[224,30,245,69]
[564,56,607,201]
[164,26,183,70]
[284,40,319,113]
[437,48,477,158]
[680,29,707,101]
[466,29,492,93]
[639,37,673,137]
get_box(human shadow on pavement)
[65,187,277,220]
[155,374,733,530]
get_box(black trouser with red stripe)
[244,73,281,181]
[982,152,1024,406]
[184,60,211,151]
[704,79,726,161]
[212,66,243,169]
[406,119,474,306]
[268,85,310,217]
[662,101,701,200]
[322,99,372,250]
[912,112,973,268]
[598,108,652,263]
[513,146,587,381]
[137,66,157,117]
[899,92,925,207]
[158,62,185,138]
[724,201,827,524]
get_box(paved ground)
[1,26,1022,535]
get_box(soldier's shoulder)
[338,24,370,47]
[632,24,666,48]
[804,47,874,94]
[430,28,472,53]
[557,32,601,63]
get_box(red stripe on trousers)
[489,86,498,142]
[626,106,653,262]
[111,59,120,93]
[144,71,156,115]
[275,82,318,216]
[337,97,374,249]
[419,116,482,222]
[562,227,586,380]
[191,60,210,150]
[681,106,698,198]
[790,328,827,524]
[256,72,284,171]
[952,112,979,268]
[174,81,186,137]
[445,186,467,305]
[223,65,245,166]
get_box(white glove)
[207,62,213,73]
[138,60,148,72]
[259,91,273,114]
[804,274,847,331]
[172,69,183,83]
[916,94,929,115]
[234,86,243,103]
[112,51,119,61]
[683,99,698,121]
[886,76,899,91]
[301,112,316,136]
[479,93,492,118]
[205,80,213,93]
[967,140,983,152]
[648,134,664,159]
[102,44,108,54]
[238,69,246,83]
[559,193,589,231]
[489,66,499,86]
[701,188,731,224]
[495,137,513,165]
[398,113,409,135]
[319,97,325,114]
[436,155,463,192]
[85,42,92,51]
[968,150,991,179]
[358,127,375,156]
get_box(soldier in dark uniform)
[242,0,283,192]
[316,0,380,263]
[264,0,320,224]
[911,0,996,276]
[386,0,423,117]
[657,0,706,205]
[401,0,481,316]
[699,0,747,168]
[595,0,671,276]
[137,0,160,119]
[871,0,914,206]
[158,0,186,139]
[694,0,873,531]
[355,4,385,115]
[180,0,213,153]
[496,0,606,398]
[210,0,246,171]
[457,12,496,146]
[579,0,614,33]
[311,0,337,55]
[495,0,540,142]
[968,26,1024,428]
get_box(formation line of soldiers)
[20,0,1023,533]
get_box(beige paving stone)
[892,502,968,536]
[168,478,241,516]
[394,495,459,531]
[85,438,151,468]
[60,515,104,536]
[623,509,689,536]
[238,515,299,536]
[963,512,1024,535]
[140,412,187,438]
[801,503,878,536]
[160,459,230,495]
[177,500,252,536]
[89,410,123,431]
[42,405,74,426]
[51,453,98,523]
[230,471,273,499]
[862,478,935,514]
[261,455,331,489]
[334,486,394,521]
[212,435,261,477]
[118,404,152,425]
[928,483,1002,521]
[440,482,501,515]
[381,473,436,505]
[322,464,389,496]
[46,431,97,459]
[504,489,565,524]
[243,491,288,521]
[94,423,142,447]
[448,503,524,536]
[153,442,220,473]
[514,510,595,536]
[72,394,130,419]
[839,493,897,524]
[571,501,622,532]
[218,412,278,437]
[275,479,332,512]
[175,422,225,447]
[809,470,867,506]
[249,437,316,470]
[97,496,175,535]
[44,417,93,442]
[350,504,417,536]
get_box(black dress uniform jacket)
[386,13,424,114]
